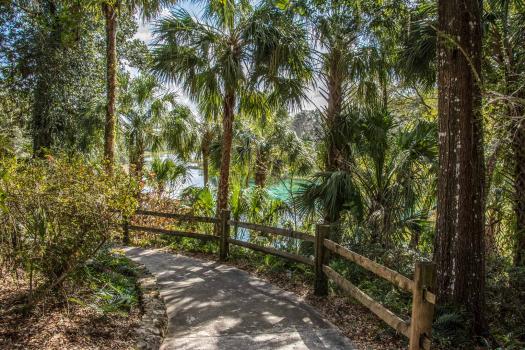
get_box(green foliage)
[182,186,216,217]
[431,305,472,348]
[229,245,315,280]
[0,0,523,346]
[152,1,313,109]
[168,237,218,255]
[0,1,146,155]
[485,259,525,348]
[148,157,190,195]
[70,249,139,315]
[120,73,199,178]
[328,247,414,317]
[297,107,437,247]
[0,156,139,301]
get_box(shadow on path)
[123,247,355,350]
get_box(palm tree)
[232,109,313,188]
[101,0,178,167]
[120,74,197,180]
[149,157,189,196]
[484,0,525,266]
[308,1,361,172]
[296,107,437,246]
[152,1,312,217]
[196,97,222,188]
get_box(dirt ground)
[0,274,141,350]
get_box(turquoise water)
[266,179,308,201]
[145,154,308,201]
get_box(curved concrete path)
[123,247,355,350]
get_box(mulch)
[0,274,141,350]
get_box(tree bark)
[254,148,268,187]
[202,147,210,188]
[103,3,117,167]
[322,48,345,239]
[215,89,235,218]
[201,128,211,187]
[434,0,487,334]
[325,49,343,172]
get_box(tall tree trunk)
[201,128,211,187]
[434,0,487,334]
[104,3,117,167]
[325,49,343,172]
[513,105,525,265]
[322,49,345,243]
[202,147,209,188]
[129,146,145,182]
[216,89,235,217]
[254,148,268,187]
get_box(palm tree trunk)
[202,149,209,187]
[325,50,343,172]
[103,3,117,167]
[323,50,344,242]
[255,148,267,187]
[216,89,235,217]
[136,151,145,181]
[201,132,210,187]
[434,0,487,334]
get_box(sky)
[132,2,324,117]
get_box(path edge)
[131,247,355,348]
[133,259,169,350]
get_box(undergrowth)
[69,249,140,316]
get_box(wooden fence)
[125,208,436,350]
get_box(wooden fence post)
[314,224,330,296]
[219,209,231,261]
[123,218,130,245]
[409,261,436,350]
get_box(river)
[145,154,305,201]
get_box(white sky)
[133,2,324,117]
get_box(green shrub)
[0,156,139,302]
[70,249,139,315]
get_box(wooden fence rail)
[128,224,219,242]
[127,209,436,350]
[315,224,436,350]
[322,264,410,337]
[228,220,315,242]
[135,209,219,224]
[228,238,314,266]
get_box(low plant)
[70,249,139,315]
[0,155,139,304]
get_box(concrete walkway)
[123,247,355,350]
